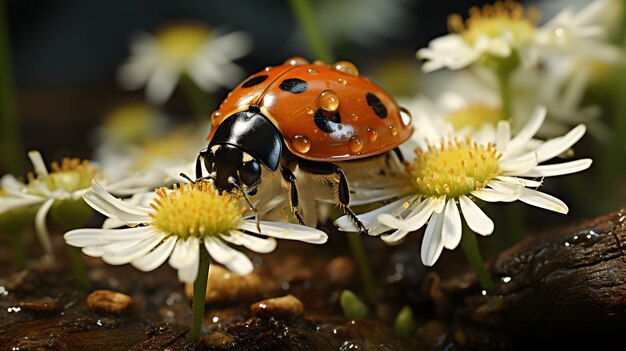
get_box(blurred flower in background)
[117,23,252,104]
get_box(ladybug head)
[203,144,261,195]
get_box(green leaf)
[340,290,370,319]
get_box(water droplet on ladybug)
[338,78,347,85]
[318,90,340,112]
[264,66,272,72]
[313,60,325,66]
[284,56,309,65]
[212,111,221,119]
[292,135,311,153]
[351,113,359,122]
[333,61,359,76]
[307,68,318,74]
[305,107,314,115]
[366,128,377,142]
[389,126,398,136]
[349,136,363,153]
[400,108,412,127]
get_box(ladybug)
[195,57,413,231]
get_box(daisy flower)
[0,151,152,255]
[117,23,252,104]
[335,106,592,266]
[417,0,620,73]
[63,180,328,283]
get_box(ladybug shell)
[208,62,413,161]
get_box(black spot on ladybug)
[242,75,269,88]
[314,109,341,133]
[366,92,387,118]
[280,78,308,94]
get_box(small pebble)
[87,290,133,314]
[185,264,262,304]
[325,256,356,284]
[250,294,304,319]
[16,297,59,312]
[203,330,235,349]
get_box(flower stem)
[495,65,524,243]
[287,0,334,63]
[191,245,211,341]
[67,246,88,289]
[9,230,26,270]
[179,74,215,122]
[347,233,377,304]
[0,0,23,174]
[460,228,493,293]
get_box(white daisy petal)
[379,196,441,232]
[495,121,511,150]
[459,195,494,236]
[335,196,412,232]
[34,198,55,255]
[518,188,569,214]
[177,243,200,283]
[535,125,586,163]
[131,236,178,272]
[421,211,444,266]
[204,237,253,275]
[144,66,179,104]
[221,231,277,253]
[101,226,155,241]
[503,106,546,157]
[441,199,462,250]
[0,196,45,213]
[169,237,200,269]
[83,181,151,224]
[27,150,49,178]
[102,233,165,265]
[239,221,328,244]
[519,159,592,177]
[495,176,542,188]
[64,228,109,247]
[380,229,410,243]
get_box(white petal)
[177,243,199,283]
[380,229,410,243]
[421,211,444,266]
[518,188,568,214]
[499,151,538,174]
[518,159,592,177]
[102,233,165,265]
[378,196,442,232]
[0,195,44,213]
[131,236,178,272]
[64,228,109,247]
[238,221,328,244]
[503,106,546,158]
[83,181,151,225]
[441,199,462,250]
[35,198,55,255]
[221,231,277,253]
[27,150,48,178]
[459,195,494,236]
[204,237,253,275]
[495,121,511,150]
[471,187,518,202]
[101,226,154,241]
[495,175,542,188]
[169,237,200,269]
[145,66,179,104]
[536,125,586,163]
[334,196,411,232]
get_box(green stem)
[347,233,377,304]
[9,230,26,270]
[191,246,211,341]
[461,228,493,293]
[287,0,334,63]
[496,69,513,121]
[0,0,23,174]
[179,75,215,122]
[67,246,88,289]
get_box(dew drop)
[333,61,359,76]
[284,56,309,66]
[307,68,318,74]
[389,125,398,136]
[349,136,363,153]
[305,106,314,115]
[292,135,311,153]
[211,111,221,119]
[317,90,340,112]
[264,66,272,72]
[366,128,377,142]
[312,60,326,66]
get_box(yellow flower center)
[410,137,501,197]
[448,0,539,47]
[444,104,504,131]
[29,158,98,194]
[149,181,244,239]
[156,24,210,66]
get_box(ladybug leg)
[297,160,368,234]
[179,151,206,184]
[280,166,307,226]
